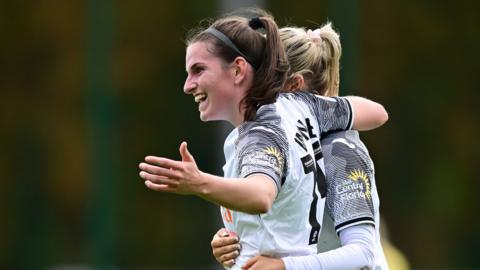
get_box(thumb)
[216,227,230,237]
[179,141,195,162]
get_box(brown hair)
[186,13,289,121]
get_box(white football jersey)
[220,91,353,269]
[318,130,388,269]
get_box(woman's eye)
[194,67,204,74]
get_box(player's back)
[221,91,354,269]
[319,130,389,269]
[255,92,357,259]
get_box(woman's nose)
[183,76,197,94]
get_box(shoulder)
[238,103,286,142]
[321,131,374,178]
[321,130,367,154]
[235,104,289,158]
[278,91,331,104]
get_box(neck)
[230,86,248,127]
[230,110,245,127]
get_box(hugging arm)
[280,225,376,270]
[345,96,389,131]
[212,225,376,270]
[312,94,388,133]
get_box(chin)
[200,112,227,123]
[199,112,210,122]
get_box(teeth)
[194,94,207,103]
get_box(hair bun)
[248,17,264,30]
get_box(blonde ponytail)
[314,23,341,97]
[280,22,342,96]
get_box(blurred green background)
[1,0,479,269]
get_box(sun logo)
[347,169,371,199]
[264,146,284,169]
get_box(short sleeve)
[323,138,375,234]
[236,124,288,191]
[312,95,353,134]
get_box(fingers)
[139,171,178,186]
[211,234,240,248]
[140,149,191,193]
[211,228,241,267]
[212,239,241,256]
[211,229,230,249]
[223,259,235,268]
[144,156,183,170]
[144,180,176,192]
[241,255,259,270]
[215,228,230,237]
[212,238,241,259]
[218,249,240,266]
[218,247,240,260]
[139,162,181,180]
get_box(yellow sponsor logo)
[347,169,371,199]
[264,146,284,170]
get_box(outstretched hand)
[242,255,285,270]
[139,142,205,195]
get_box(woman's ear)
[233,57,250,85]
[286,74,305,91]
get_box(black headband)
[204,27,257,69]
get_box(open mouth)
[194,93,207,103]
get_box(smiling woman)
[139,9,388,270]
[182,14,288,126]
[184,41,250,125]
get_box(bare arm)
[346,96,389,131]
[139,142,276,214]
[198,173,276,214]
